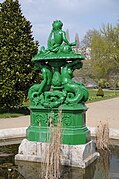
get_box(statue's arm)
[62,31,76,46]
[47,30,53,48]
[62,31,70,45]
[48,30,53,40]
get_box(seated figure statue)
[47,20,76,53]
[37,20,76,56]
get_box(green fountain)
[15,20,99,168]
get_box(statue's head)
[52,20,63,31]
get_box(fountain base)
[15,139,99,168]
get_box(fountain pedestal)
[26,104,90,145]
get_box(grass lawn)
[0,106,30,118]
[0,89,119,118]
[87,89,119,103]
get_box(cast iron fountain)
[15,20,99,168]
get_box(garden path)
[0,97,119,130]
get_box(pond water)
[0,143,119,179]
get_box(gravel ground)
[87,97,119,129]
[0,97,119,130]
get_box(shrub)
[96,87,104,97]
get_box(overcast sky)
[1,0,119,47]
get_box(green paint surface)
[27,20,90,145]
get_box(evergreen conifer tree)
[0,0,38,108]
